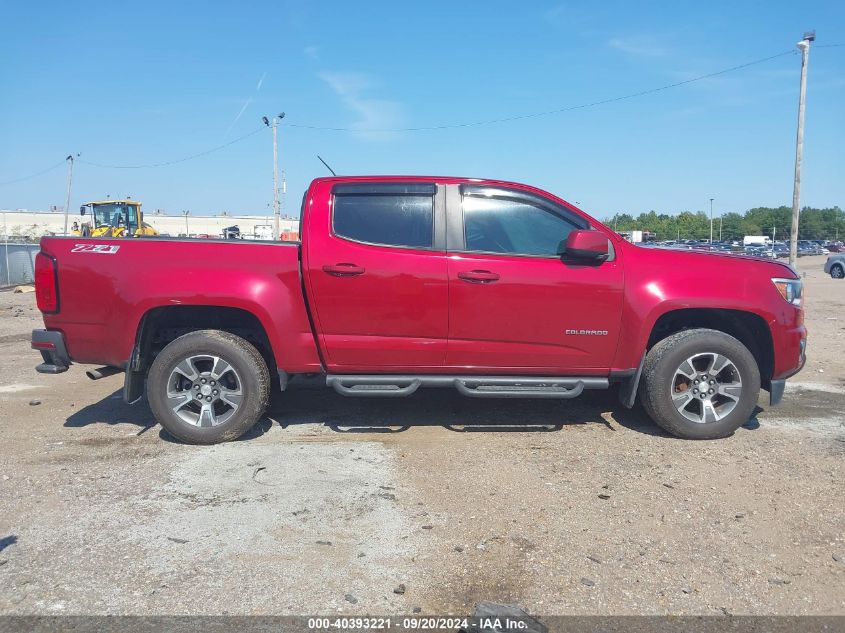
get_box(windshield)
[93,204,139,230]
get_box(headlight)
[772,277,803,306]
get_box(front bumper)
[31,329,71,374]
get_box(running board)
[325,375,608,399]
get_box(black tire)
[639,328,760,439]
[830,264,844,279]
[147,330,270,444]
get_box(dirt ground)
[0,255,843,617]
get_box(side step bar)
[326,375,608,399]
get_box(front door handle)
[322,263,365,277]
[457,270,500,283]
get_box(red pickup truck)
[32,176,806,443]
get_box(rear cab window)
[332,183,436,249]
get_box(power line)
[78,126,265,169]
[1,45,835,179]
[287,49,797,132]
[0,160,66,186]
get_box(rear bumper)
[31,329,71,374]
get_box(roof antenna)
[317,155,337,176]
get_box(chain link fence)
[0,241,39,288]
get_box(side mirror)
[79,206,86,216]
[564,229,609,261]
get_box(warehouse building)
[0,208,299,240]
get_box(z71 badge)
[71,244,120,254]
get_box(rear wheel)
[830,263,844,279]
[640,329,760,439]
[147,330,270,444]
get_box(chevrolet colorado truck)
[31,176,806,443]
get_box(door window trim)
[330,182,446,252]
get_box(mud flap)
[619,355,646,409]
[768,379,786,406]
[123,344,145,404]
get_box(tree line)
[604,206,844,241]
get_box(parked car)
[798,240,824,256]
[772,243,789,258]
[824,253,845,279]
[743,246,776,259]
[32,176,806,443]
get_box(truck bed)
[38,236,320,372]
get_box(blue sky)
[1,0,843,219]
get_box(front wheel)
[147,330,270,444]
[640,329,760,439]
[830,263,844,279]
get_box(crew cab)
[32,176,806,443]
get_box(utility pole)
[263,113,285,239]
[281,169,287,214]
[63,155,76,236]
[3,210,9,286]
[183,210,189,236]
[790,31,814,266]
[719,215,723,242]
[709,198,714,244]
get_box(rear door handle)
[457,269,500,283]
[322,263,365,276]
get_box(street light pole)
[719,215,723,242]
[282,169,287,214]
[63,155,75,236]
[709,198,714,244]
[790,31,814,266]
[263,113,286,240]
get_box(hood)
[628,244,799,279]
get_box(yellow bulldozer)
[77,199,158,238]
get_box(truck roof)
[313,175,513,185]
[83,200,141,206]
[310,175,583,210]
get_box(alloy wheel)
[670,352,742,424]
[165,355,243,427]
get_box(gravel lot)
[0,255,843,616]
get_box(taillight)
[35,253,59,313]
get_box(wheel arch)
[125,305,280,403]
[646,308,774,381]
[620,307,774,408]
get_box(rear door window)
[333,184,434,249]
